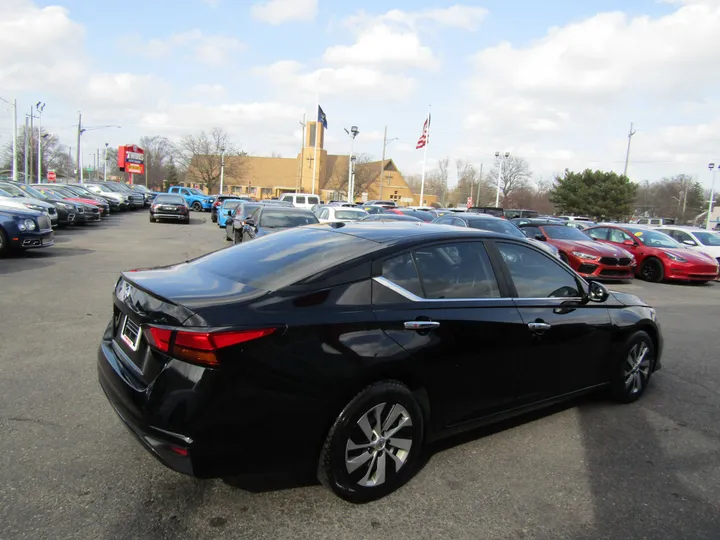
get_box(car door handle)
[404,321,440,330]
[528,322,552,332]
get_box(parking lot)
[1,211,719,540]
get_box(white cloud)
[250,0,317,25]
[253,62,417,100]
[348,5,488,31]
[123,30,245,65]
[461,0,720,183]
[323,24,439,70]
[0,1,87,94]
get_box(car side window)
[586,227,609,240]
[435,216,453,225]
[670,230,692,243]
[496,242,580,298]
[319,208,329,219]
[521,225,542,238]
[296,196,306,204]
[451,218,467,227]
[608,228,632,243]
[381,252,424,297]
[413,242,500,299]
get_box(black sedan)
[9,182,78,226]
[241,206,318,241]
[98,222,662,503]
[149,194,190,223]
[0,206,54,255]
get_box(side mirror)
[587,281,609,303]
[244,218,255,227]
[683,240,697,246]
[535,234,547,242]
[226,209,233,215]
[623,239,635,246]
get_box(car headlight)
[17,218,36,231]
[664,251,687,263]
[57,202,73,210]
[24,203,44,211]
[572,251,599,260]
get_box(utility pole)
[24,117,29,183]
[36,102,45,183]
[76,112,82,182]
[0,98,18,182]
[104,143,108,181]
[477,163,483,207]
[28,108,35,181]
[623,122,636,177]
[298,114,306,193]
[707,163,717,230]
[379,126,387,200]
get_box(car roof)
[260,205,314,213]
[513,219,566,226]
[454,213,504,221]
[316,221,512,244]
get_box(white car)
[316,206,369,223]
[280,193,321,209]
[657,226,720,263]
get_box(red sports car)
[516,220,635,280]
[585,224,720,283]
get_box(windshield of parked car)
[260,210,319,228]
[542,225,592,241]
[38,187,68,199]
[335,209,367,220]
[100,184,124,192]
[692,231,720,246]
[0,184,26,197]
[88,184,112,193]
[238,204,260,217]
[626,227,681,248]
[0,187,13,197]
[468,218,525,238]
[154,195,185,205]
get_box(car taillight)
[145,326,276,367]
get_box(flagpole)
[419,105,431,206]
[311,88,319,196]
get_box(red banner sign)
[118,144,145,175]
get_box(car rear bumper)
[97,329,331,479]
[153,213,189,220]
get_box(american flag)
[416,113,431,149]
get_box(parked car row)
[0,180,153,256]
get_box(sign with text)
[47,170,56,182]
[118,144,145,175]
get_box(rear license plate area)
[120,315,142,351]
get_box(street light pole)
[104,143,109,181]
[75,115,121,183]
[24,116,29,183]
[344,126,359,202]
[707,162,717,230]
[219,147,226,195]
[0,97,18,181]
[36,102,45,183]
[378,127,398,201]
[494,151,510,207]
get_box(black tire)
[149,215,155,223]
[610,331,655,404]
[233,228,242,245]
[318,381,424,504]
[191,202,202,212]
[640,257,664,283]
[211,213,217,223]
[0,228,8,256]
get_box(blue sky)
[3,0,720,188]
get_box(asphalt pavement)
[1,211,719,540]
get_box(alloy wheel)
[345,402,413,488]
[624,342,651,395]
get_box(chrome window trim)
[372,276,509,304]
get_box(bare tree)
[487,155,532,205]
[178,128,246,193]
[323,153,376,196]
[139,136,177,190]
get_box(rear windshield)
[155,195,184,204]
[222,200,243,210]
[260,210,318,228]
[190,228,379,290]
[335,209,367,220]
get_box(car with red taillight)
[585,224,720,283]
[515,219,635,281]
[149,194,190,224]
